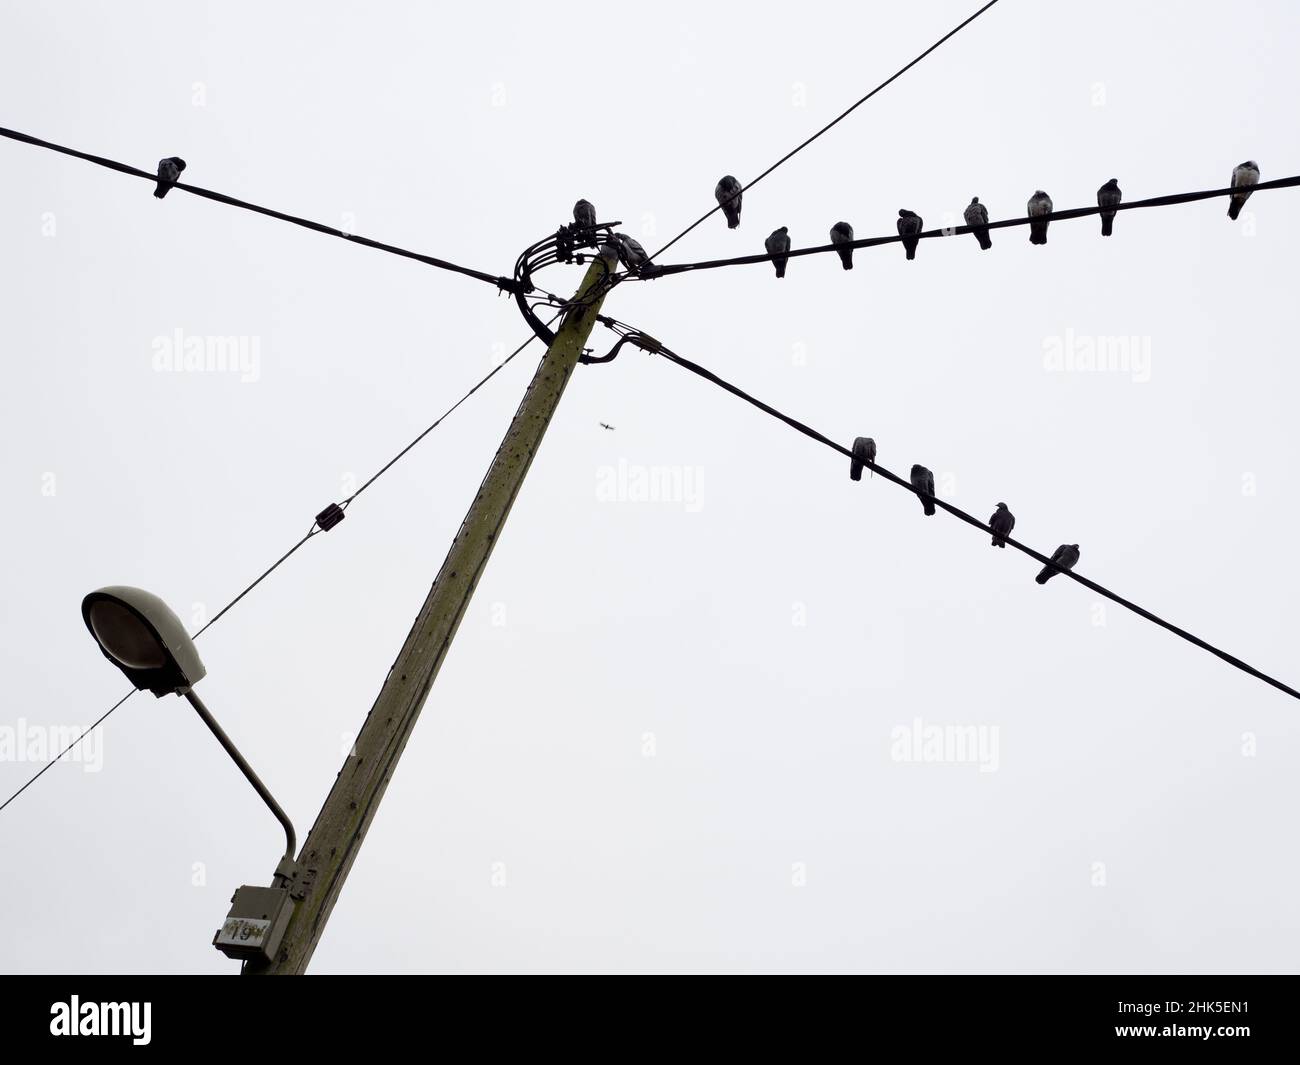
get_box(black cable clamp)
[314,503,347,532]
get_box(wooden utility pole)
[251,251,615,974]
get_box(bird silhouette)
[765,227,791,278]
[1027,191,1053,245]
[910,464,936,516]
[1228,160,1260,220]
[849,436,877,481]
[715,175,743,229]
[573,199,597,230]
[613,233,650,273]
[830,222,855,269]
[599,422,616,431]
[964,197,992,250]
[897,209,923,260]
[989,503,1015,548]
[1036,543,1080,584]
[154,157,186,199]
[1097,179,1121,236]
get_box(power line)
[0,325,552,816]
[0,125,519,292]
[613,323,1300,703]
[649,0,1003,262]
[0,691,135,816]
[637,175,1300,278]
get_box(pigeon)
[910,464,936,516]
[1097,179,1121,236]
[765,226,791,278]
[573,199,597,230]
[964,197,992,250]
[154,157,186,199]
[897,209,923,260]
[1035,543,1080,584]
[613,232,651,273]
[989,502,1015,548]
[1228,160,1260,220]
[1027,190,1053,245]
[830,222,855,269]
[715,175,743,229]
[849,436,876,481]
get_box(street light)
[81,585,301,966]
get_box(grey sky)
[2,0,1298,974]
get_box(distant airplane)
[600,422,616,431]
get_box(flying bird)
[897,209,923,260]
[830,222,855,270]
[989,503,1015,548]
[765,227,791,278]
[849,436,876,481]
[573,199,597,230]
[1228,160,1260,220]
[964,197,992,250]
[715,175,743,229]
[599,422,616,431]
[910,464,936,516]
[1097,179,1121,236]
[1035,543,1080,585]
[154,157,186,199]
[1027,190,1053,245]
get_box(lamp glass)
[88,599,167,669]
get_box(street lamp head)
[81,586,206,697]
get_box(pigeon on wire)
[1097,179,1121,236]
[612,233,657,276]
[849,436,877,481]
[910,464,936,516]
[830,222,855,269]
[1227,160,1260,220]
[573,199,597,230]
[765,227,791,278]
[715,175,743,229]
[897,209,923,260]
[989,503,1015,548]
[154,157,186,199]
[1027,190,1053,245]
[964,197,992,250]
[1035,543,1080,584]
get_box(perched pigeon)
[849,436,877,481]
[1228,160,1260,220]
[613,233,650,272]
[715,175,743,229]
[765,226,791,278]
[154,157,186,199]
[910,464,936,516]
[1097,179,1121,236]
[1035,543,1080,584]
[897,209,923,260]
[964,197,992,250]
[830,222,855,270]
[989,502,1015,548]
[573,199,597,230]
[1027,190,1053,245]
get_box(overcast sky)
[3,0,1299,974]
